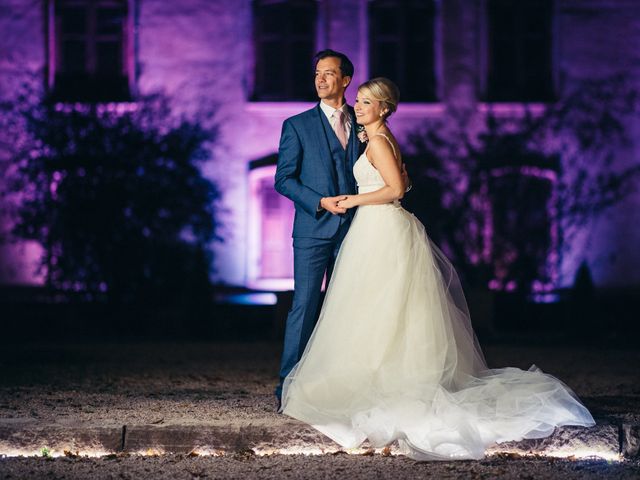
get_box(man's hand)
[336,195,358,209]
[401,162,412,192]
[320,195,348,215]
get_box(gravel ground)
[1,452,639,480]
[0,342,638,425]
[0,343,279,427]
[0,341,639,479]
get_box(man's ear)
[343,76,352,88]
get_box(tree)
[1,86,223,309]
[403,74,640,294]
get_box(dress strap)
[373,133,397,159]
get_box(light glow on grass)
[0,447,114,458]
[0,446,622,462]
[538,448,622,462]
[251,445,389,456]
[487,448,622,462]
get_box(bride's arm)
[338,136,404,208]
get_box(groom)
[274,49,362,405]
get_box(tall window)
[488,166,557,292]
[369,0,437,102]
[247,158,295,291]
[486,0,553,102]
[252,0,317,101]
[50,0,131,102]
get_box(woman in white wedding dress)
[280,77,595,460]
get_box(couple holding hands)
[273,49,594,460]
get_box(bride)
[280,77,595,460]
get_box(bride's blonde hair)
[358,77,400,120]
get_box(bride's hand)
[337,195,358,209]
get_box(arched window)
[487,163,558,292]
[247,156,295,290]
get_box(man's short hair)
[313,49,354,78]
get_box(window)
[488,164,558,292]
[369,0,437,102]
[252,0,317,101]
[247,158,295,291]
[50,0,132,102]
[486,0,553,102]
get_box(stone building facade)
[1,0,639,291]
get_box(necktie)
[333,109,347,149]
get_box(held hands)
[320,195,348,215]
[325,163,408,213]
[336,195,358,209]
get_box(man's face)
[315,56,350,102]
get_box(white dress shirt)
[319,100,351,143]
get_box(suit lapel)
[347,107,360,168]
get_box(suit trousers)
[276,219,351,398]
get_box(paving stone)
[0,423,122,456]
[622,424,640,458]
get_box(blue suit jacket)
[275,103,363,239]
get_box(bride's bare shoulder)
[367,134,394,154]
[367,134,398,165]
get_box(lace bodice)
[354,133,397,194]
[354,153,384,193]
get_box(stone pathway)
[0,341,639,478]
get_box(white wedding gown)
[281,135,595,460]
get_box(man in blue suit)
[274,50,362,406]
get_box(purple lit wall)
[551,1,640,289]
[1,0,639,291]
[0,2,45,286]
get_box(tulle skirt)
[281,201,595,460]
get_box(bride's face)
[354,88,385,126]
